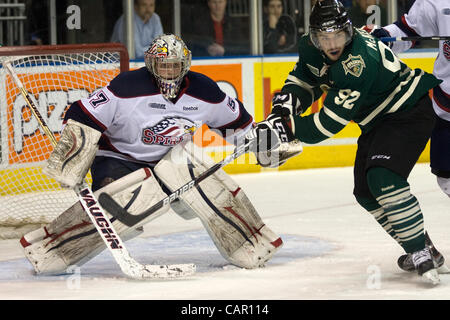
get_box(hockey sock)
[355,195,401,244]
[367,167,425,254]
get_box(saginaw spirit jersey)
[283,28,442,144]
[383,0,450,122]
[64,67,253,165]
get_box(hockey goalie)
[19,34,289,276]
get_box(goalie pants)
[91,156,171,194]
[353,94,436,253]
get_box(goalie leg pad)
[170,199,198,220]
[154,140,283,268]
[20,168,169,275]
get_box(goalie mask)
[145,34,192,100]
[309,0,353,58]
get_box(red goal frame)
[0,43,130,73]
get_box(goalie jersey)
[282,28,441,144]
[383,0,450,122]
[64,67,253,165]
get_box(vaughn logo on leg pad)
[79,188,122,249]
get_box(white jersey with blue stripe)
[65,68,253,165]
[383,0,450,121]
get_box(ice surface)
[0,163,449,300]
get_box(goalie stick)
[4,61,195,279]
[381,36,450,42]
[98,140,251,227]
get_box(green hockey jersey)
[282,28,442,144]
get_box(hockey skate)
[397,232,450,274]
[410,247,440,285]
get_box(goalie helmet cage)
[0,43,129,239]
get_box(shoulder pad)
[184,71,226,103]
[107,67,159,97]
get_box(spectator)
[111,0,163,59]
[263,0,297,54]
[397,0,415,19]
[25,0,48,45]
[347,0,387,28]
[184,0,249,57]
[341,0,353,7]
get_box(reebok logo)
[183,106,198,111]
[381,185,395,192]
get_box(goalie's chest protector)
[79,68,245,164]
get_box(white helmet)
[144,34,192,99]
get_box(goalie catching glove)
[246,92,303,168]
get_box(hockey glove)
[362,25,393,48]
[245,114,302,168]
[271,92,302,117]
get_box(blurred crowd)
[2,0,418,57]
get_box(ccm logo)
[274,121,288,142]
[371,155,391,160]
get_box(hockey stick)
[381,36,450,42]
[99,140,251,227]
[4,61,195,279]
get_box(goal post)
[0,43,129,238]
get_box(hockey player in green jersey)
[247,0,445,285]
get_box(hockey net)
[0,43,129,239]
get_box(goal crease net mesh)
[0,44,129,239]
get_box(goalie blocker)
[21,140,283,274]
[43,119,101,188]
